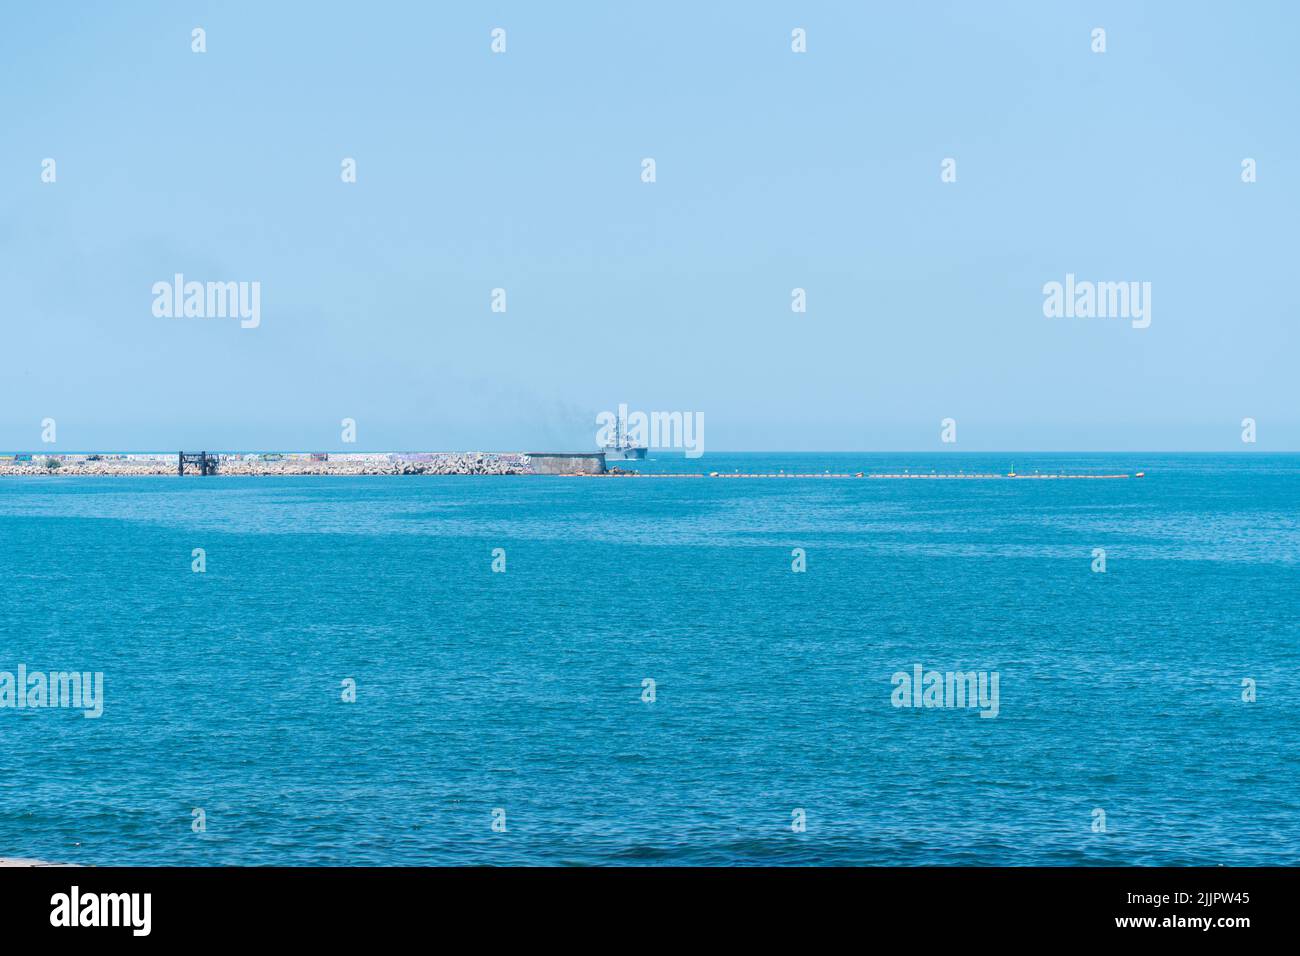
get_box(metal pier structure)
[178,451,218,476]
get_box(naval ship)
[602,418,648,460]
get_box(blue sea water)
[1,452,1297,866]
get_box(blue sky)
[2,1,1296,451]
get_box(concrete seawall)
[527,453,606,476]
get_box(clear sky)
[2,1,1296,451]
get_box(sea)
[1,453,1296,865]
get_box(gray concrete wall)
[527,453,606,475]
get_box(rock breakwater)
[0,452,536,477]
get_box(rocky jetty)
[0,452,533,477]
